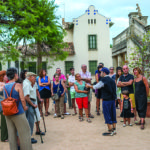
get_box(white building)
[0,5,113,79]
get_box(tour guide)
[86,67,117,136]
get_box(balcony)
[112,39,127,53]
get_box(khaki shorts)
[121,93,136,108]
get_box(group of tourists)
[0,62,149,149]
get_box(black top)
[101,76,116,101]
[119,74,134,93]
[123,98,131,110]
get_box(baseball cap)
[101,67,110,75]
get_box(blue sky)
[54,0,150,44]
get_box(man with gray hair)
[80,64,94,118]
[23,72,45,144]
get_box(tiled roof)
[18,42,75,56]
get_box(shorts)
[76,97,88,109]
[121,94,136,108]
[40,88,51,99]
[70,90,76,99]
[87,89,92,102]
[103,100,117,124]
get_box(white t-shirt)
[68,75,76,91]
[23,79,38,101]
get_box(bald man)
[117,65,137,122]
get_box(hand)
[131,109,134,113]
[61,93,65,96]
[51,93,54,96]
[33,104,38,108]
[40,99,43,102]
[84,91,88,94]
[86,84,90,88]
[23,106,28,111]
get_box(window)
[8,61,11,69]
[65,61,73,75]
[88,35,97,50]
[88,19,90,24]
[94,19,96,24]
[42,62,47,71]
[91,19,93,24]
[28,62,36,74]
[89,61,97,75]
[0,62,2,71]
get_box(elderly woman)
[3,68,32,150]
[0,70,8,142]
[133,67,149,129]
[74,73,91,123]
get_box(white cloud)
[113,17,129,28]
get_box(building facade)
[112,11,150,71]
[0,5,113,79]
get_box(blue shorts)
[103,100,117,124]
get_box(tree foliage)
[0,0,68,73]
[129,31,150,80]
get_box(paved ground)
[1,94,150,150]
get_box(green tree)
[129,31,150,80]
[0,0,68,73]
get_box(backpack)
[1,83,19,116]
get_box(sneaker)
[53,114,58,118]
[113,130,117,135]
[123,124,126,127]
[128,124,132,126]
[31,138,37,144]
[61,115,64,119]
[102,132,114,136]
[35,131,45,136]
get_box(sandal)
[97,111,100,116]
[47,112,50,115]
[141,123,144,130]
[86,118,92,123]
[89,114,94,118]
[72,113,77,116]
[79,117,84,122]
[45,113,48,116]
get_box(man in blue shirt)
[95,62,104,75]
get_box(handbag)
[52,81,60,101]
[1,83,19,116]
